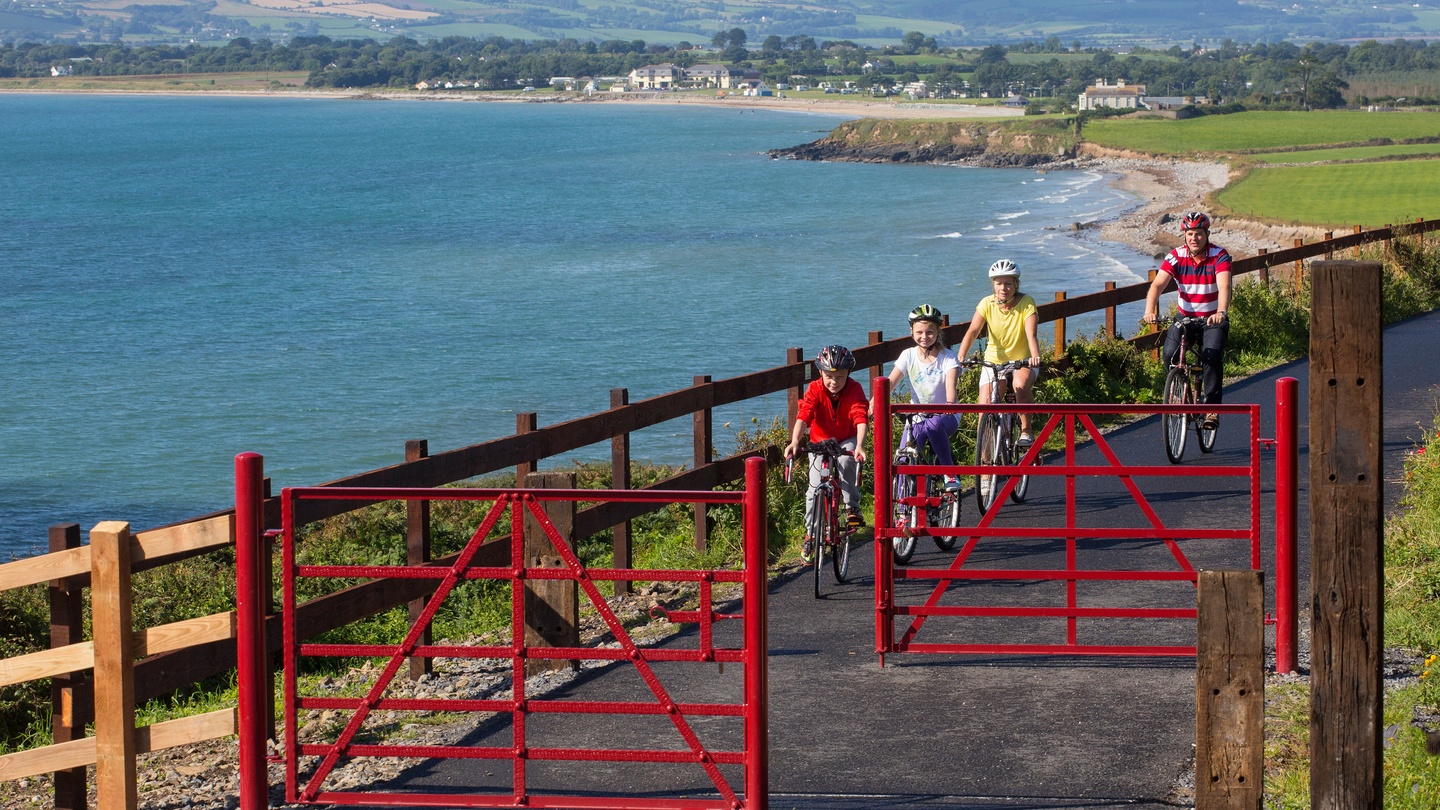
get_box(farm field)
[1250,142,1440,163]
[1215,160,1440,227]
[0,71,311,91]
[1084,110,1440,155]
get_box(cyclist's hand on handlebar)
[1206,311,1228,327]
[1028,356,1041,369]
[1143,311,1159,324]
[853,447,867,464]
[782,441,797,460]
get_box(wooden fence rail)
[4,217,1435,809]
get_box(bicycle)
[1158,315,1218,463]
[786,439,858,598]
[965,358,1038,513]
[889,412,961,565]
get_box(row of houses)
[627,63,768,90]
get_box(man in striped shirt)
[1143,211,1233,430]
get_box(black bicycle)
[889,412,961,565]
[1159,315,1218,463]
[966,359,1037,513]
[786,439,857,598]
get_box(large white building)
[1078,79,1146,111]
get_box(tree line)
[2,33,1438,105]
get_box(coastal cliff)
[769,117,1079,167]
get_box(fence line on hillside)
[1,216,1434,810]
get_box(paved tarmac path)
[374,311,1440,809]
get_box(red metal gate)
[237,456,770,810]
[871,377,1288,665]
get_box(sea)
[0,93,1160,558]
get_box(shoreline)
[2,84,1325,257]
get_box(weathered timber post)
[49,523,87,810]
[1053,291,1066,357]
[1147,270,1161,361]
[1323,232,1334,260]
[1294,239,1305,288]
[1196,570,1264,810]
[693,375,714,552]
[1309,260,1383,809]
[867,330,884,393]
[610,388,632,596]
[91,521,137,810]
[516,412,538,484]
[1104,281,1117,337]
[523,471,579,675]
[786,348,804,429]
[1257,249,1269,286]
[1417,217,1425,248]
[406,439,432,679]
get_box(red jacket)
[796,378,868,442]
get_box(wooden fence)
[0,217,1435,809]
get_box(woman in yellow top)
[956,259,1043,444]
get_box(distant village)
[414,63,1213,113]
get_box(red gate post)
[1274,377,1300,674]
[235,452,268,810]
[742,456,769,810]
[871,376,894,663]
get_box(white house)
[1078,79,1147,111]
[628,64,682,90]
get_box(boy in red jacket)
[783,345,869,562]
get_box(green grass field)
[1216,160,1440,227]
[1250,143,1440,163]
[1084,110,1440,155]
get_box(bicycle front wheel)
[814,491,833,598]
[890,472,917,565]
[932,474,960,550]
[976,414,1004,513]
[1006,416,1030,504]
[1162,367,1189,464]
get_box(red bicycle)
[786,439,857,598]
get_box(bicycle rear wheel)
[1006,416,1030,503]
[1162,367,1189,464]
[890,472,917,565]
[832,525,851,583]
[976,414,1004,513]
[1196,374,1218,453]
[931,473,960,550]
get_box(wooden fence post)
[1324,232,1334,260]
[786,348,804,430]
[1053,291,1066,357]
[516,412,538,484]
[693,375,714,552]
[522,471,579,676]
[1293,239,1305,288]
[49,523,87,810]
[1257,249,1269,286]
[1309,260,1383,810]
[1103,281,1117,337]
[610,388,632,596]
[91,521,137,810]
[406,439,432,680]
[1417,217,1425,248]
[1196,570,1264,810]
[1146,270,1161,361]
[868,330,884,393]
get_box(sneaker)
[1201,414,1219,431]
[1017,432,1034,447]
[800,535,815,564]
[944,475,962,492]
[846,506,864,528]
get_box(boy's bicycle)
[1159,315,1218,463]
[889,412,961,565]
[965,359,1038,513]
[786,439,858,598]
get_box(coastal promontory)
[769,118,1078,167]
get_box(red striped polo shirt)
[1161,243,1232,316]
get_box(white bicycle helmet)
[988,259,1019,279]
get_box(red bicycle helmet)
[815,345,856,372]
[1181,211,1211,231]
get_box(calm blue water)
[0,94,1156,557]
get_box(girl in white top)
[885,304,963,491]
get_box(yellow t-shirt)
[978,293,1037,363]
